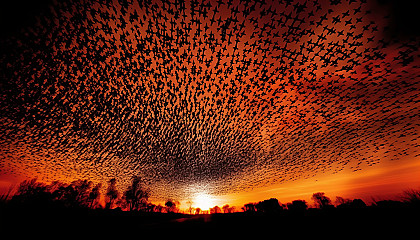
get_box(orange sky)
[1,0,419,212]
[172,157,420,211]
[1,156,419,211]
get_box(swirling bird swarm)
[1,0,419,200]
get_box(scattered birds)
[0,0,419,200]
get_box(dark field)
[2,179,419,237]
[2,204,418,237]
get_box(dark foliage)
[287,200,308,213]
[311,192,333,209]
[123,176,150,211]
[1,178,419,236]
[255,198,283,214]
[105,178,119,209]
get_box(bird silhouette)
[0,0,419,200]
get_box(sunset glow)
[0,0,419,211]
[193,193,215,211]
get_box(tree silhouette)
[222,204,229,213]
[5,175,420,231]
[223,204,235,213]
[11,178,51,207]
[312,192,333,209]
[374,200,404,209]
[88,183,102,209]
[154,204,164,213]
[242,199,283,214]
[210,205,221,214]
[287,200,308,212]
[123,176,150,211]
[0,185,14,205]
[335,196,351,206]
[66,179,93,208]
[186,200,194,214]
[401,189,420,206]
[336,197,366,209]
[105,178,119,209]
[242,203,257,213]
[9,178,103,209]
[165,199,179,213]
[256,198,283,214]
[195,207,201,214]
[350,199,367,208]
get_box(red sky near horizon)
[0,0,419,210]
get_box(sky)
[0,0,419,210]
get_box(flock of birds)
[0,0,419,200]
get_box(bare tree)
[123,176,150,211]
[186,200,194,214]
[88,183,102,209]
[401,188,420,206]
[105,178,119,209]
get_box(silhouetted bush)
[374,200,405,209]
[256,198,283,214]
[287,200,308,213]
[336,198,366,209]
[2,176,420,233]
[242,202,257,213]
[10,179,53,208]
[165,199,179,213]
[241,198,283,214]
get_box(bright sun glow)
[193,193,215,210]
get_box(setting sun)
[193,193,215,211]
[0,0,419,233]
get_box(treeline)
[0,177,179,213]
[239,190,420,214]
[1,177,419,215]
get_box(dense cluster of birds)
[1,0,419,200]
